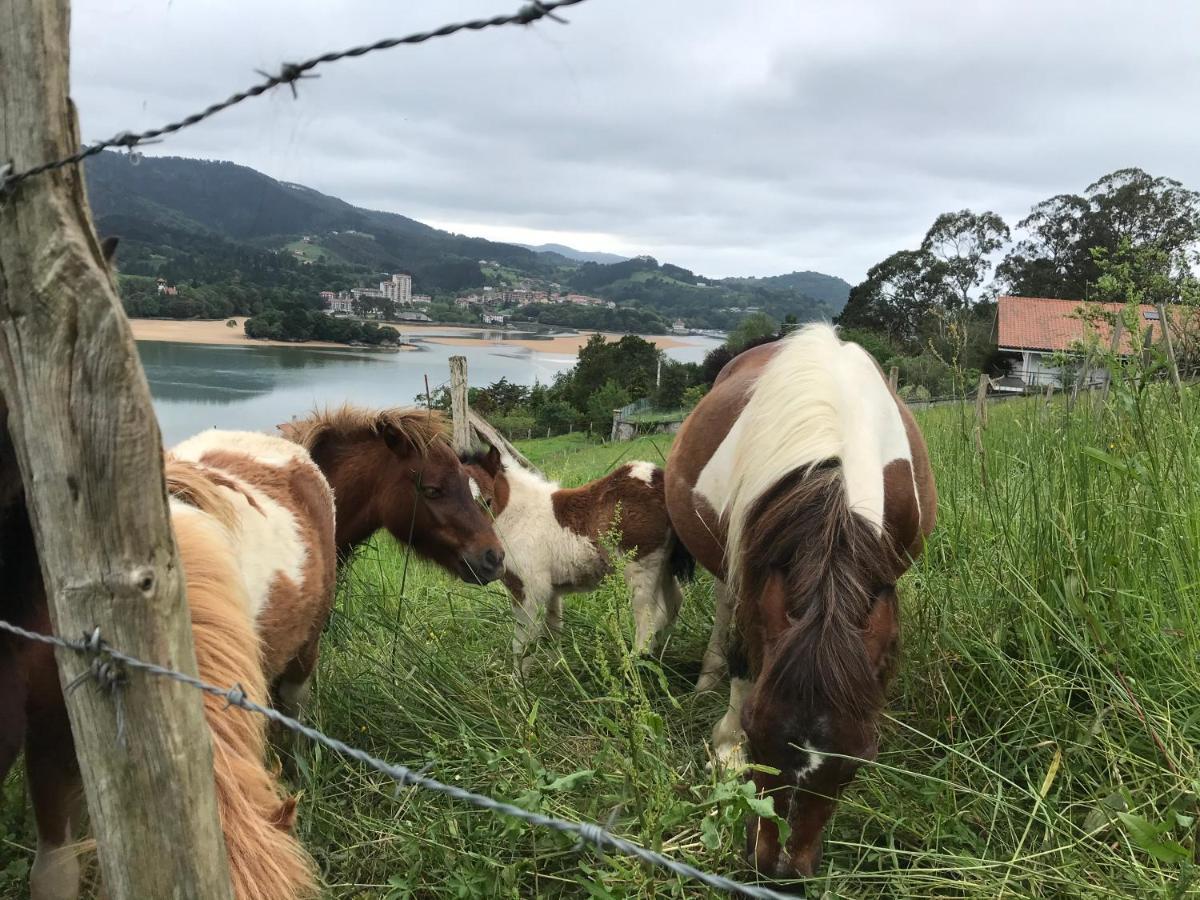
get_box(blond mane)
[164,459,241,534]
[279,404,449,456]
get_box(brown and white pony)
[278,406,504,583]
[462,447,691,671]
[664,324,936,880]
[0,419,335,900]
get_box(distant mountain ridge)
[518,243,629,265]
[85,151,850,327]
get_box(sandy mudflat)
[419,331,689,353]
[129,317,407,350]
[129,317,688,355]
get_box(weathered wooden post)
[888,366,899,392]
[0,2,234,897]
[448,355,471,454]
[1158,303,1182,391]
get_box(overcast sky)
[70,0,1200,282]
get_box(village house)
[324,292,354,315]
[996,295,1185,392]
[155,277,178,296]
[411,294,432,305]
[482,312,506,325]
[671,319,687,334]
[379,273,412,304]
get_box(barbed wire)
[0,616,796,900]
[0,0,590,195]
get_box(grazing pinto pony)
[0,413,333,900]
[279,406,504,583]
[665,324,936,880]
[462,447,691,670]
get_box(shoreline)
[130,317,696,354]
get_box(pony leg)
[512,587,549,675]
[626,550,674,656]
[26,686,84,900]
[696,579,733,693]
[711,676,751,772]
[545,593,564,638]
[274,634,321,778]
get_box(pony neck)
[494,459,556,517]
[321,434,409,553]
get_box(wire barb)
[0,615,794,899]
[0,0,591,193]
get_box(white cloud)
[69,0,1200,281]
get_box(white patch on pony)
[172,428,313,469]
[469,477,481,501]
[168,432,314,624]
[722,324,912,586]
[795,743,824,781]
[492,464,603,602]
[624,460,658,484]
[29,838,80,900]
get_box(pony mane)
[165,459,241,534]
[171,511,318,900]
[282,404,449,456]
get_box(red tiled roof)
[997,295,1183,355]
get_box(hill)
[85,151,845,329]
[518,243,629,265]
[726,270,852,312]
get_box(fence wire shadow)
[0,616,797,900]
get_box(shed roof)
[997,295,1182,355]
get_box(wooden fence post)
[448,355,471,454]
[888,366,899,392]
[0,2,234,897]
[1158,303,1182,391]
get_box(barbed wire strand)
[0,617,796,900]
[0,0,589,194]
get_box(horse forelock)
[284,404,449,457]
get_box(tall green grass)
[4,388,1200,897]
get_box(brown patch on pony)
[281,404,448,459]
[173,511,318,900]
[549,464,670,559]
[189,449,337,681]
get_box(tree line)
[835,167,1200,396]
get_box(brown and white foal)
[462,447,690,671]
[665,324,936,880]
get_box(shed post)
[449,355,471,454]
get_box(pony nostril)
[483,549,501,569]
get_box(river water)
[138,331,724,445]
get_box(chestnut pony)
[665,324,936,880]
[0,415,335,900]
[279,406,504,583]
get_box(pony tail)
[173,512,319,900]
[737,463,891,720]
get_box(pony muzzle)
[461,547,504,584]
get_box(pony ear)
[100,236,119,264]
[481,443,503,476]
[379,419,412,455]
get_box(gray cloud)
[70,0,1200,281]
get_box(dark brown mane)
[738,461,894,722]
[282,404,449,456]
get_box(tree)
[586,380,630,433]
[836,250,946,345]
[653,360,695,408]
[921,210,1010,309]
[569,334,660,410]
[999,168,1200,300]
[535,399,577,435]
[727,312,779,351]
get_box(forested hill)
[85,151,847,329]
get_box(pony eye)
[422,485,443,500]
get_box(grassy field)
[4,381,1200,897]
